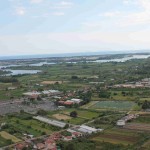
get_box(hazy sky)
[0,0,150,56]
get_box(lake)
[4,69,41,76]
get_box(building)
[116,120,126,126]
[64,100,74,106]
[78,125,103,134]
[33,116,66,128]
[70,98,82,104]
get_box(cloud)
[82,22,101,28]
[123,0,131,5]
[52,1,74,9]
[51,12,65,16]
[30,0,43,4]
[15,6,26,16]
[99,11,121,17]
[119,0,150,26]
[1,30,150,56]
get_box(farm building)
[70,98,82,104]
[42,90,61,96]
[33,116,66,128]
[64,100,74,106]
[23,91,41,96]
[78,125,103,134]
[116,120,126,126]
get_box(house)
[63,136,72,141]
[33,116,66,128]
[15,143,28,150]
[70,98,82,104]
[36,143,45,150]
[45,139,57,150]
[116,120,126,126]
[72,132,82,138]
[23,91,41,99]
[64,100,74,106]
[78,125,103,134]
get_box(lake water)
[29,62,56,66]
[4,70,41,76]
[92,55,150,63]
[0,54,150,76]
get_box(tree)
[142,100,150,109]
[70,111,78,118]
[99,90,110,98]
[37,109,47,116]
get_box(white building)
[33,116,66,128]
[116,120,126,126]
[70,98,82,104]
[78,125,103,134]
[23,91,41,96]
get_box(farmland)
[90,128,141,145]
[48,108,100,125]
[123,123,150,132]
[0,131,21,143]
[90,101,136,111]
[0,113,59,140]
[0,54,150,149]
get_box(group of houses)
[113,78,150,89]
[14,125,96,150]
[23,90,62,100]
[117,114,139,127]
[76,125,103,134]
[58,98,83,107]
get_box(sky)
[0,0,150,56]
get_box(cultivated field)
[91,129,140,145]
[90,101,136,111]
[41,80,68,84]
[0,131,21,143]
[123,123,150,132]
[52,114,72,120]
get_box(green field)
[47,108,100,125]
[0,113,59,139]
[0,136,13,148]
[90,101,137,111]
[91,128,140,145]
[0,131,21,143]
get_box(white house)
[70,98,82,104]
[116,120,125,126]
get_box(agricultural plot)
[133,114,150,124]
[49,108,100,125]
[0,131,21,143]
[0,136,12,148]
[142,140,150,149]
[123,123,150,132]
[91,129,140,145]
[67,117,86,125]
[0,115,57,139]
[90,101,136,111]
[52,114,72,120]
[62,109,100,120]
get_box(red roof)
[72,132,81,136]
[64,101,74,105]
[15,144,25,150]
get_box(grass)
[91,128,140,146]
[56,108,100,125]
[0,136,12,148]
[67,117,86,125]
[132,115,150,124]
[0,131,21,143]
[0,114,57,139]
[90,101,137,111]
